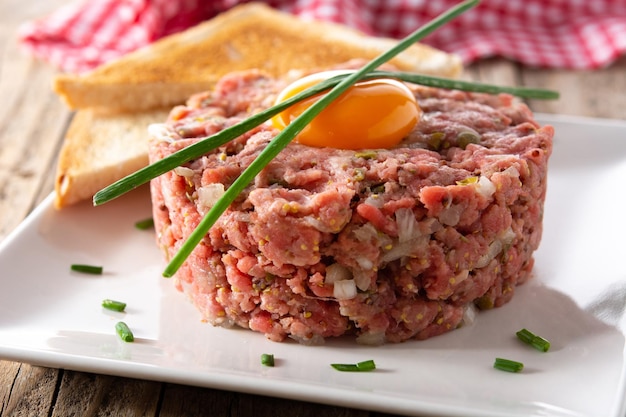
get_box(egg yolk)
[271,71,421,150]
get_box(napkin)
[18,0,626,73]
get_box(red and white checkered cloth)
[18,0,626,73]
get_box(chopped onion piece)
[462,303,478,326]
[502,166,520,178]
[356,331,386,345]
[197,183,225,210]
[381,237,427,263]
[500,227,516,245]
[355,256,373,271]
[364,195,384,208]
[439,204,462,226]
[173,166,195,178]
[325,263,352,284]
[352,223,379,242]
[395,207,420,243]
[352,269,371,291]
[290,333,325,346]
[476,175,496,198]
[333,280,357,300]
[475,239,503,268]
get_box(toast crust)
[53,2,462,113]
[54,109,169,208]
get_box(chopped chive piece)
[331,363,360,372]
[102,299,126,312]
[516,328,551,352]
[516,328,534,344]
[331,359,376,372]
[115,321,134,342]
[261,353,275,367]
[134,217,154,230]
[532,336,551,352]
[70,264,103,275]
[356,359,376,371]
[372,71,559,100]
[494,357,523,373]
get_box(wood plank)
[233,392,370,417]
[0,363,59,416]
[0,361,22,414]
[51,371,161,417]
[158,384,235,417]
[0,0,73,241]
[158,384,372,417]
[0,60,71,240]
[522,56,626,119]
[465,59,521,86]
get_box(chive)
[331,359,377,372]
[516,328,534,344]
[92,68,557,207]
[494,357,524,372]
[92,0,558,278]
[92,75,352,206]
[331,363,360,372]
[102,299,126,312]
[369,71,560,100]
[70,264,103,275]
[356,359,376,371]
[516,328,550,352]
[160,0,481,278]
[134,217,154,230]
[115,321,134,342]
[261,353,275,367]
[493,357,524,373]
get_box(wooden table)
[1,1,625,416]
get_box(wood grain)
[523,56,626,119]
[0,0,72,240]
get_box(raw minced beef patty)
[148,68,554,344]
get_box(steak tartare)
[149,67,553,344]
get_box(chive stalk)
[355,359,376,371]
[516,328,551,352]
[91,0,558,278]
[134,217,155,230]
[92,75,356,206]
[493,357,523,373]
[92,69,557,207]
[102,299,127,312]
[261,353,275,367]
[331,363,360,372]
[115,321,134,342]
[368,71,559,100]
[70,264,103,275]
[331,359,377,372]
[161,0,481,277]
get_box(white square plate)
[1,114,625,417]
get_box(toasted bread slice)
[54,108,169,208]
[53,2,462,114]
